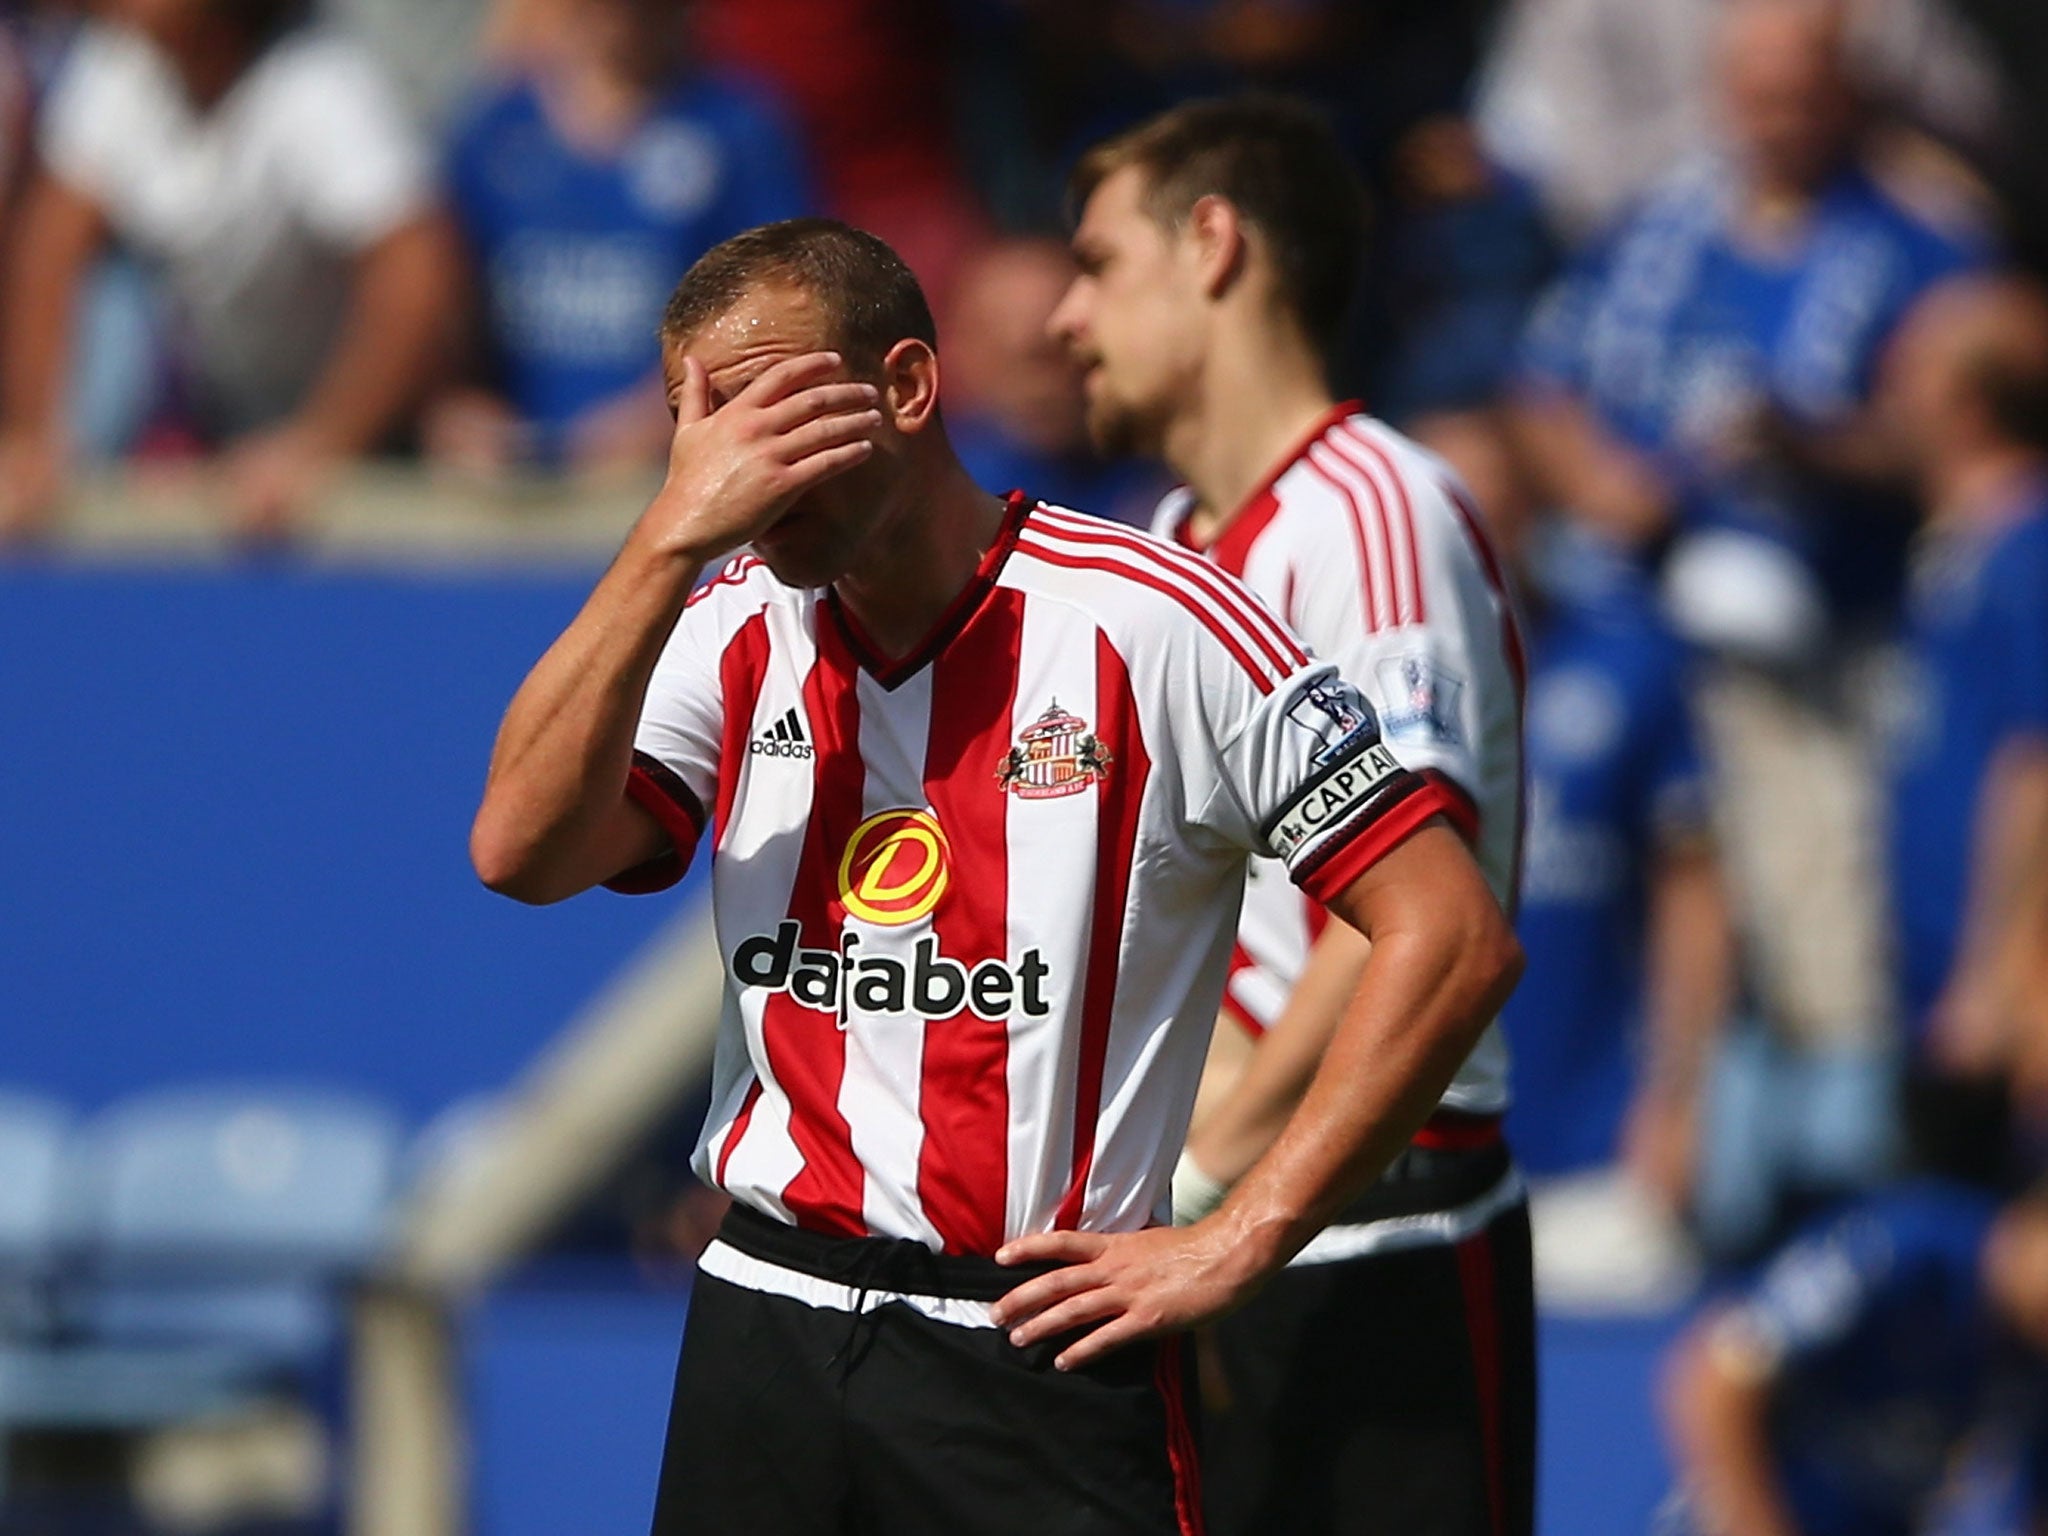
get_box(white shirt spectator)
[1476,0,2004,242]
[40,24,431,432]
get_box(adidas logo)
[750,707,814,759]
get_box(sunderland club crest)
[996,702,1113,799]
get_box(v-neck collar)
[825,491,1032,691]
[1173,401,1362,566]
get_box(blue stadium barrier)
[0,564,699,1120]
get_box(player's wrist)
[1171,1150,1230,1227]
[624,494,723,577]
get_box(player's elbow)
[469,805,568,905]
[1436,892,1521,1048]
[1470,903,1524,1018]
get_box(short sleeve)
[1517,246,1607,395]
[602,585,731,895]
[1202,663,1455,907]
[37,27,140,205]
[1991,528,2048,741]
[1730,1215,1886,1374]
[275,38,431,248]
[1643,658,1711,845]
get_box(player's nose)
[1046,281,1087,350]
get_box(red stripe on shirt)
[1423,767,1483,844]
[759,613,868,1236]
[1315,432,1407,625]
[685,553,762,610]
[1054,631,1150,1228]
[1335,423,1426,625]
[1445,486,1527,694]
[714,611,774,842]
[1205,486,1280,578]
[1016,536,1278,695]
[1304,448,1392,632]
[1153,1335,1208,1536]
[714,1077,764,1185]
[917,586,1026,1255]
[1033,507,1309,675]
[1444,482,1529,913]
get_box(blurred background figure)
[1661,1181,2048,1536]
[0,0,458,540]
[1878,273,2048,1192]
[426,0,811,480]
[1476,0,2005,245]
[689,0,986,318]
[1372,112,1557,529]
[1516,0,1987,1258]
[940,235,1164,523]
[1481,484,1734,1310]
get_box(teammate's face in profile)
[664,282,899,589]
[1049,167,1208,458]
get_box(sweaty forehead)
[664,282,838,396]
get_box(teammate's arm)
[1661,1314,1802,1536]
[992,820,1520,1368]
[1176,921,1369,1216]
[471,351,880,903]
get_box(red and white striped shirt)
[1155,405,1525,1115]
[614,494,1454,1254]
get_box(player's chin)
[1082,396,1153,461]
[752,517,849,590]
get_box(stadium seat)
[0,1085,403,1433]
[0,1091,71,1340]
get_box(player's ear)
[1186,194,1248,302]
[880,338,940,435]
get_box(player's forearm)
[286,215,460,456]
[2,176,101,440]
[1955,744,2048,987]
[1185,922,1371,1185]
[1508,389,1673,546]
[1210,863,1520,1272]
[472,538,702,900]
[1641,843,1732,1107]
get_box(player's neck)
[1929,442,2047,531]
[538,54,655,153]
[833,460,1009,660]
[1168,337,1336,543]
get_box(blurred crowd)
[4,0,2048,1529]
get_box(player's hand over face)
[990,1220,1270,1372]
[640,351,881,564]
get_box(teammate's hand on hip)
[990,1222,1267,1371]
[639,351,881,563]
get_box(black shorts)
[1199,1139,1536,1536]
[650,1203,1205,1536]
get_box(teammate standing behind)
[1050,98,1533,1536]
[472,217,1523,1535]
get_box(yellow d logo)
[837,809,951,925]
